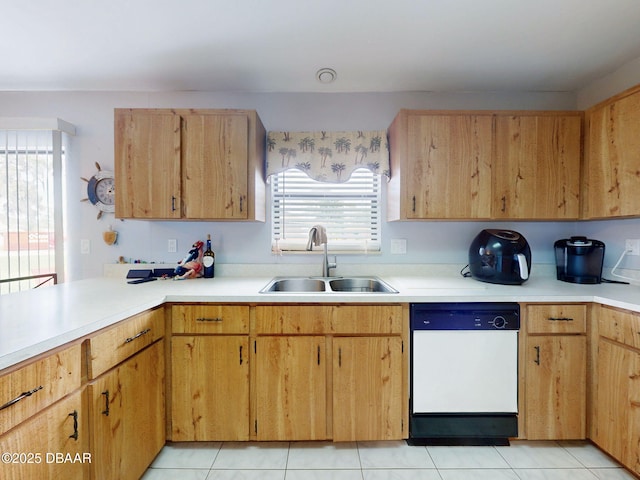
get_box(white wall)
[1,81,639,281]
[577,54,640,109]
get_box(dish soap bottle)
[203,234,215,278]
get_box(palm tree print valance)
[266,130,390,183]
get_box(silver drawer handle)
[196,317,223,322]
[0,385,43,411]
[548,317,574,321]
[124,328,151,344]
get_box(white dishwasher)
[409,303,520,445]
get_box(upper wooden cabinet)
[388,110,494,220]
[387,109,582,220]
[115,108,265,221]
[584,84,640,219]
[493,113,582,220]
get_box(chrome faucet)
[306,225,337,277]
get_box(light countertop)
[2,268,639,371]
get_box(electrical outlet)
[390,238,407,254]
[625,239,640,256]
[168,239,177,253]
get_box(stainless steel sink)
[261,278,326,292]
[260,276,398,294]
[328,277,398,293]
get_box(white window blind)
[271,168,381,252]
[0,129,65,294]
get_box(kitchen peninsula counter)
[1,271,639,370]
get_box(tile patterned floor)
[141,440,637,480]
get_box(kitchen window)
[271,168,381,253]
[0,122,72,294]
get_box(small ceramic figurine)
[174,240,204,280]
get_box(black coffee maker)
[554,236,605,284]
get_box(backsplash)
[98,217,640,277]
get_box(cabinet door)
[255,336,327,440]
[182,113,249,219]
[332,336,404,441]
[525,335,586,439]
[87,341,165,480]
[171,336,249,440]
[115,110,182,218]
[405,114,493,219]
[0,391,85,480]
[594,339,640,475]
[585,88,640,218]
[493,114,582,219]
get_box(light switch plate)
[80,239,90,254]
[168,239,177,253]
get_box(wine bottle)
[203,234,215,278]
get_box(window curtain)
[0,118,74,293]
[266,130,390,183]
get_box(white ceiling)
[3,0,640,93]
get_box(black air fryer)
[469,229,532,285]
[554,236,605,284]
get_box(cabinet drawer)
[86,307,165,379]
[172,305,249,334]
[255,305,403,335]
[598,305,640,350]
[331,305,403,334]
[255,306,331,334]
[526,304,587,334]
[0,344,81,435]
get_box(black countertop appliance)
[554,236,605,284]
[468,229,531,285]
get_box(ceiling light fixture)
[316,68,337,84]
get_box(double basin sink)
[260,276,398,294]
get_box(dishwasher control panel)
[410,302,520,330]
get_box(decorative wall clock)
[81,162,115,219]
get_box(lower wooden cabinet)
[171,336,249,441]
[254,336,328,441]
[0,344,81,436]
[253,334,405,442]
[593,340,640,470]
[332,336,404,441]
[524,335,586,439]
[0,390,85,480]
[593,306,640,476]
[522,304,587,440]
[251,304,407,442]
[87,340,165,480]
